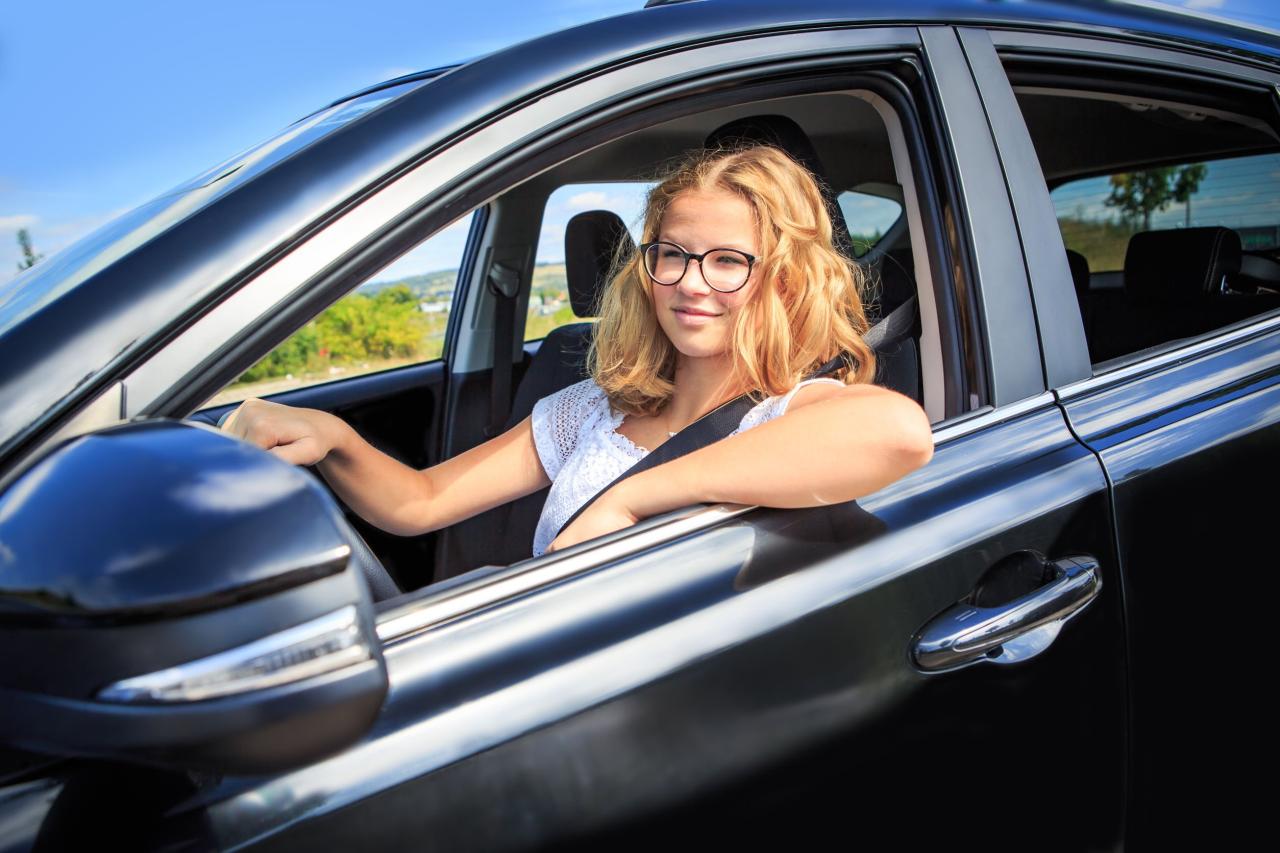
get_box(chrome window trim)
[375,390,1057,646]
[1055,309,1280,403]
[376,503,755,644]
[122,25,920,418]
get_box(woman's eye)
[716,255,746,266]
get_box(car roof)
[322,0,1280,115]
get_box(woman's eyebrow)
[657,233,753,253]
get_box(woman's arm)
[547,382,933,551]
[316,414,551,537]
[222,397,550,537]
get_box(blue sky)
[3,0,1280,279]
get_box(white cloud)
[0,214,38,233]
[1184,0,1225,9]
[566,191,609,209]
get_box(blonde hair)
[588,143,878,417]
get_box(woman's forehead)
[659,188,760,250]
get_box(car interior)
[193,87,949,600]
[1010,78,1280,368]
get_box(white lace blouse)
[529,376,846,557]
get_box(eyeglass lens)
[644,243,750,292]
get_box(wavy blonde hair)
[588,143,878,417]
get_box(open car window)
[208,211,476,406]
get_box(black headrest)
[1123,226,1241,304]
[703,115,858,263]
[1065,248,1090,305]
[565,210,635,317]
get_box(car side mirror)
[0,419,389,775]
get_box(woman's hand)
[546,489,641,554]
[218,397,342,467]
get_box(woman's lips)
[673,307,721,325]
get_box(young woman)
[220,144,934,560]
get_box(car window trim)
[920,26,1043,408]
[958,27,1092,390]
[988,29,1280,86]
[1053,309,1280,403]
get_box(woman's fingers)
[267,434,324,467]
[218,398,329,467]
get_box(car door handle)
[912,555,1100,673]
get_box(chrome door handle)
[912,555,1100,673]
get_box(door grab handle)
[912,555,1100,673]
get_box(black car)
[1,1,1276,850]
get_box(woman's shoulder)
[736,377,846,431]
[532,377,612,430]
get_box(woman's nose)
[678,258,714,295]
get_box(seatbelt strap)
[548,293,919,544]
[486,259,521,438]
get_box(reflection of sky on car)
[1050,152,1280,242]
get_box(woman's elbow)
[890,397,935,473]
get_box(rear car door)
[968,25,1280,849]
[123,23,1127,852]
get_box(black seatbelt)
[486,259,521,438]
[549,294,918,543]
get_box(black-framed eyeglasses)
[640,241,758,293]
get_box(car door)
[0,18,1126,853]
[66,23,1118,853]
[968,25,1280,850]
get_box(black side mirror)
[0,419,389,775]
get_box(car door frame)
[965,23,1280,849]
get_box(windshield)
[0,80,428,340]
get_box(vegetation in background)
[1105,164,1207,231]
[1055,164,1209,271]
[227,263,578,396]
[230,283,447,386]
[15,229,43,272]
[848,230,884,258]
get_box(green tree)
[1105,163,1208,230]
[16,228,43,271]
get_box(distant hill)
[359,269,457,300]
[361,261,571,301]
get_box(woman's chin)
[668,338,731,362]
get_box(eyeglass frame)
[639,240,759,293]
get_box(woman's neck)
[665,353,742,431]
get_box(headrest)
[1065,248,1090,306]
[1123,227,1241,304]
[565,210,635,317]
[703,115,858,263]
